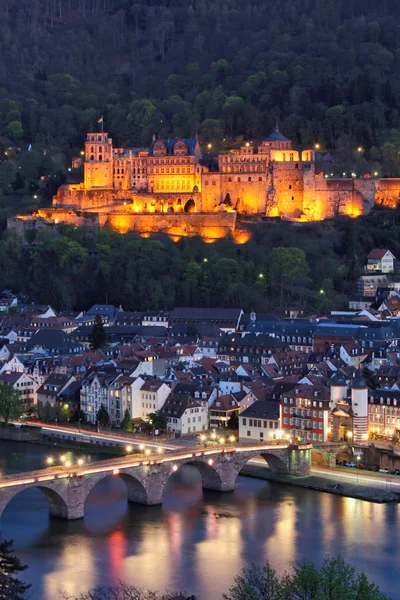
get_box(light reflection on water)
[0,441,399,599]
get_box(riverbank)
[240,465,400,503]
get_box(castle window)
[290,153,294,161]
[258,177,262,181]
[212,180,216,186]
[117,169,120,174]
[91,147,94,153]
[289,185,292,189]
[291,196,294,201]
[228,177,232,182]
[295,164,299,169]
[90,155,94,161]
[238,177,241,182]
[248,177,251,181]
[99,155,102,161]
[205,180,209,186]
[283,154,286,161]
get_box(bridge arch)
[83,471,149,507]
[164,459,223,494]
[0,484,69,521]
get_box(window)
[247,431,251,436]
[242,418,246,425]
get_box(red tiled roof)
[367,249,389,259]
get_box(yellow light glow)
[172,465,178,472]
[46,457,54,465]
[139,444,145,450]
[157,447,163,453]
[211,432,217,440]
[60,455,66,462]
[219,437,225,444]
[126,445,132,452]
[77,459,84,466]
[347,432,353,438]
[65,461,71,468]
[208,459,214,465]
[145,449,151,455]
[314,143,320,150]
[200,434,206,442]
[229,435,235,443]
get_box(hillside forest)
[0,1,400,312]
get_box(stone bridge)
[0,443,311,522]
[311,442,354,467]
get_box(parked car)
[356,463,367,469]
[368,465,380,472]
[336,460,347,466]
[379,468,390,474]
[346,462,357,467]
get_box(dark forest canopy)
[0,0,398,176]
[1,210,399,313]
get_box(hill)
[0,0,398,178]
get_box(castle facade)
[10,127,400,241]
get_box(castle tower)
[329,373,348,410]
[351,370,368,443]
[84,132,113,190]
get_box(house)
[357,274,387,297]
[209,393,239,428]
[0,297,17,312]
[280,384,330,443]
[0,355,25,374]
[0,370,38,406]
[136,379,171,420]
[217,333,288,365]
[348,296,373,311]
[170,307,243,332]
[37,374,76,411]
[24,329,85,355]
[366,249,395,273]
[161,394,208,436]
[84,304,121,325]
[239,401,280,442]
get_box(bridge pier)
[287,445,311,476]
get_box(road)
[24,421,183,452]
[247,457,400,489]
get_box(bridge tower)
[351,371,368,443]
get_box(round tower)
[351,371,368,443]
[329,373,348,410]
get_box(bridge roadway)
[0,442,311,522]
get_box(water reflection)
[0,441,399,599]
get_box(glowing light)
[139,444,145,450]
[314,143,320,150]
[77,459,84,466]
[113,468,120,475]
[80,151,84,156]
[211,432,217,440]
[258,273,264,279]
[229,435,236,443]
[203,258,208,263]
[33,195,38,199]
[374,171,378,177]
[347,432,353,439]
[145,449,151,455]
[208,459,214,465]
[60,455,66,463]
[219,437,225,444]
[126,445,132,453]
[357,146,363,152]
[207,143,212,150]
[172,465,178,472]
[46,457,54,466]
[362,433,368,440]
[200,434,206,442]
[157,447,163,453]
[245,142,250,147]
[319,289,325,294]
[65,461,71,468]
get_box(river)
[0,440,398,599]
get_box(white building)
[239,401,280,442]
[161,395,208,436]
[366,249,395,273]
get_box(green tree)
[121,408,133,432]
[146,411,167,432]
[0,538,31,599]
[96,404,110,427]
[90,314,107,349]
[268,247,309,305]
[0,383,24,425]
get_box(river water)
[0,440,398,599]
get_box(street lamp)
[219,437,225,444]
[139,444,145,451]
[46,457,54,466]
[126,444,133,453]
[211,431,217,440]
[77,459,84,466]
[229,435,235,443]
[60,455,66,463]
[200,434,206,443]
[347,431,353,440]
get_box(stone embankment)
[241,464,400,503]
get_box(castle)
[9,127,400,242]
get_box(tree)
[223,557,390,600]
[90,314,107,349]
[64,582,196,599]
[146,411,167,432]
[121,408,133,432]
[0,383,24,425]
[96,404,110,427]
[0,539,31,600]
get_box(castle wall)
[375,179,400,209]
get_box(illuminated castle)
[10,127,400,241]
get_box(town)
[1,246,400,456]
